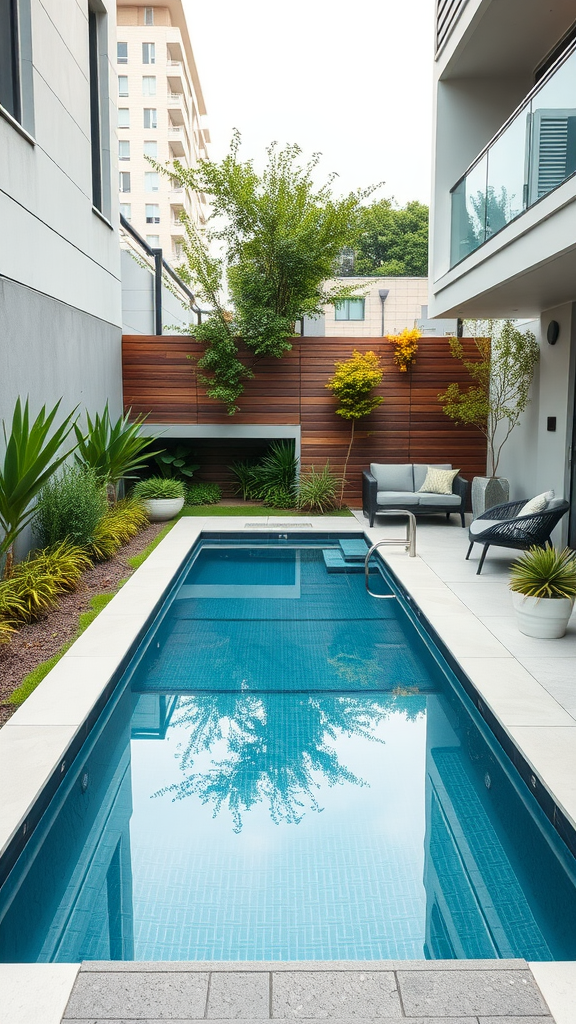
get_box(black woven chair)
[466,498,570,574]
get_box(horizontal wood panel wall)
[122,336,487,502]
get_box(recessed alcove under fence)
[122,336,487,503]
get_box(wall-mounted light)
[378,288,389,337]
[547,320,560,345]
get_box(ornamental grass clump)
[326,349,384,506]
[0,540,91,624]
[387,328,420,372]
[296,463,340,514]
[89,497,149,562]
[34,465,107,547]
[509,546,576,600]
[133,477,186,500]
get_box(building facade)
[303,278,430,337]
[115,1,209,266]
[429,0,576,543]
[0,0,123,426]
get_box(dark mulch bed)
[0,522,165,725]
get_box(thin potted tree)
[509,546,576,638]
[438,320,539,516]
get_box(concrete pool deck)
[0,512,575,1023]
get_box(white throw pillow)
[418,466,459,495]
[517,490,554,517]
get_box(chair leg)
[369,513,375,527]
[477,545,490,575]
[446,512,451,521]
[466,541,474,560]
[460,511,466,528]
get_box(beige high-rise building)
[116,1,209,264]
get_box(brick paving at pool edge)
[61,960,555,1022]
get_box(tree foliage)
[342,198,429,277]
[438,320,539,477]
[154,132,377,412]
[326,349,384,505]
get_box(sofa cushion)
[469,517,507,537]
[370,464,414,491]
[413,463,452,491]
[416,492,462,507]
[376,490,420,506]
[418,466,459,494]
[517,490,553,516]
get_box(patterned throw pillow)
[518,490,554,517]
[418,467,459,495]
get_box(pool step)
[338,538,370,563]
[323,549,368,573]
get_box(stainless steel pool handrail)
[364,510,417,599]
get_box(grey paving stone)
[207,971,270,1018]
[63,972,209,1019]
[272,970,401,1018]
[397,969,550,1017]
[79,958,526,973]
[63,1020,479,1024]
[479,1018,555,1024]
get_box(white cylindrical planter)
[512,592,575,639]
[471,476,510,518]
[142,497,185,522]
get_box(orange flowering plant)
[387,328,421,372]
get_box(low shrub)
[133,477,186,500]
[0,540,91,623]
[89,497,149,562]
[186,482,222,506]
[0,617,16,643]
[297,463,340,514]
[34,465,107,547]
[263,485,297,509]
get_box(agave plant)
[74,404,162,498]
[0,398,79,576]
[509,546,576,599]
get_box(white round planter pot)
[143,497,185,522]
[512,591,575,639]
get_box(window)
[143,140,157,158]
[119,171,131,192]
[334,298,365,321]
[146,204,160,223]
[142,42,155,64]
[120,203,131,220]
[119,140,130,160]
[118,75,128,97]
[142,75,156,96]
[145,171,159,192]
[144,7,154,25]
[117,41,128,64]
[118,107,130,128]
[146,234,160,247]
[89,4,111,216]
[0,0,34,132]
[143,108,157,129]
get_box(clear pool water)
[1,535,576,963]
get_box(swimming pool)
[1,533,575,962]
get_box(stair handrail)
[364,510,417,598]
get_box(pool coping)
[0,514,575,1022]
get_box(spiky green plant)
[133,477,186,500]
[89,497,149,562]
[297,463,340,514]
[0,540,91,623]
[229,459,261,501]
[509,546,576,599]
[0,398,79,575]
[74,404,162,495]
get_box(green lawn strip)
[180,505,353,517]
[127,519,176,570]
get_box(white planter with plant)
[509,546,576,639]
[133,477,185,522]
[439,320,540,516]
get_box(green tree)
[344,198,429,277]
[438,320,539,477]
[326,349,384,506]
[154,132,377,413]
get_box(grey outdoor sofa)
[362,463,469,528]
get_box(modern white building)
[429,0,576,544]
[0,0,123,422]
[303,277,430,337]
[115,1,210,266]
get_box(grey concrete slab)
[479,1018,555,1024]
[271,969,401,1018]
[79,959,528,973]
[397,969,550,1018]
[207,971,270,1018]
[62,1020,480,1024]
[63,972,209,1020]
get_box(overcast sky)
[184,0,434,206]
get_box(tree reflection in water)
[153,692,425,832]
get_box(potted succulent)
[133,477,185,522]
[509,546,576,638]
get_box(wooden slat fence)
[122,336,487,503]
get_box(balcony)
[450,42,576,268]
[167,60,184,92]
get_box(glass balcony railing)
[450,43,576,267]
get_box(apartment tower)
[116,1,209,264]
